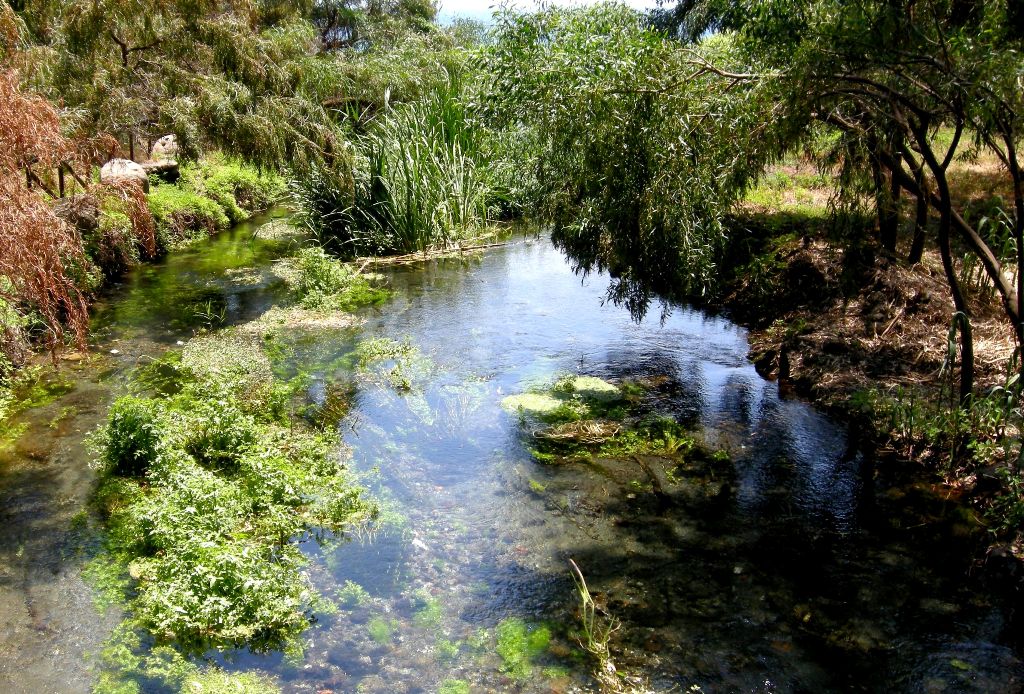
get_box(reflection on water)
[242,238,1020,692]
[0,224,1020,693]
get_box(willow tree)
[18,0,350,173]
[656,0,1024,401]
[484,5,796,317]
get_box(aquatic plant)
[367,616,397,644]
[412,590,444,628]
[337,580,372,608]
[495,617,552,681]
[293,247,391,311]
[348,337,427,392]
[437,679,470,694]
[568,560,618,680]
[89,331,376,664]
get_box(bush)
[180,155,286,223]
[147,184,230,248]
[98,397,166,477]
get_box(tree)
[484,5,794,318]
[21,0,350,173]
[0,5,88,354]
[491,1,1024,400]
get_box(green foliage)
[293,247,391,311]
[495,618,551,681]
[90,332,375,658]
[180,156,286,224]
[97,397,165,477]
[484,6,788,317]
[299,66,499,257]
[147,184,231,248]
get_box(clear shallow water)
[0,220,1020,693]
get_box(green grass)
[147,184,230,248]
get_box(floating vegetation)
[87,330,377,690]
[347,337,430,392]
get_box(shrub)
[180,155,286,223]
[147,184,230,248]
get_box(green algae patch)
[438,680,471,694]
[496,618,553,680]
[501,392,565,415]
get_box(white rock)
[151,134,178,160]
[100,158,149,193]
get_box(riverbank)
[704,161,1023,556]
[0,155,285,421]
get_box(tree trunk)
[908,162,928,264]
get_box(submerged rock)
[566,376,621,402]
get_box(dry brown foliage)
[0,67,89,352]
[96,179,158,259]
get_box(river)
[0,214,1020,693]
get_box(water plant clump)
[292,247,391,311]
[495,617,553,681]
[88,331,377,681]
[502,375,702,462]
[347,336,430,392]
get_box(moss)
[148,184,231,248]
[181,670,280,694]
[495,618,551,680]
[500,392,565,415]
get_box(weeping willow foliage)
[484,5,797,318]
[24,0,351,174]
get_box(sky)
[436,0,663,23]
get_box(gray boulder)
[151,134,178,160]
